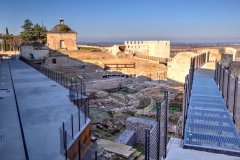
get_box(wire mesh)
[160,100,167,159]
[235,82,240,132]
[223,70,229,102]
[149,125,159,160]
[228,75,235,114]
[219,66,224,95]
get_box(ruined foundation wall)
[126,117,157,144]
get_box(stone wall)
[167,52,196,86]
[20,45,49,60]
[126,117,157,144]
[197,49,221,62]
[47,33,77,50]
[85,78,132,91]
[114,129,137,146]
[229,61,240,79]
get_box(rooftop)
[48,24,76,33]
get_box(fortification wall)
[124,40,170,58]
[47,33,77,50]
[167,52,196,86]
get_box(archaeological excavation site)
[17,45,187,159]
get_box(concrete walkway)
[0,60,81,160]
[166,62,240,159]
[0,61,26,160]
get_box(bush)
[60,25,69,32]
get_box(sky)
[0,0,240,43]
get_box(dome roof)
[48,24,76,33]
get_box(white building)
[106,40,170,58]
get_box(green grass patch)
[110,95,127,104]
[151,106,181,114]
[151,106,157,112]
[169,107,181,114]
[133,143,145,155]
[89,107,112,123]
[78,46,100,51]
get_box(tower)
[60,17,64,24]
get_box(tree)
[6,27,9,36]
[20,19,33,43]
[20,19,47,44]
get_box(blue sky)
[0,0,239,43]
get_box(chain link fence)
[145,91,169,160]
[215,62,240,131]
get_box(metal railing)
[20,56,72,89]
[145,53,206,160]
[19,57,99,159]
[182,53,207,140]
[134,53,172,63]
[214,62,240,129]
[60,130,104,160]
[145,91,169,160]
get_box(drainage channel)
[7,61,29,160]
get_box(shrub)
[60,25,69,32]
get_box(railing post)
[214,61,217,81]
[148,129,150,160]
[164,91,168,158]
[71,114,74,138]
[226,71,231,108]
[157,119,160,160]
[219,64,222,89]
[233,77,238,124]
[145,129,148,160]
[95,151,98,160]
[156,101,159,122]
[64,131,67,160]
[222,68,225,97]
[78,140,81,160]
[78,109,81,131]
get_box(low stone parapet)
[114,129,137,146]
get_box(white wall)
[20,45,49,60]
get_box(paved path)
[0,61,26,159]
[184,62,240,156]
[0,60,85,160]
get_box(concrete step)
[128,157,135,160]
[129,148,137,153]
[97,139,135,158]
[136,155,145,160]
[132,151,141,158]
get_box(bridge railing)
[214,62,240,131]
[182,52,207,140]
